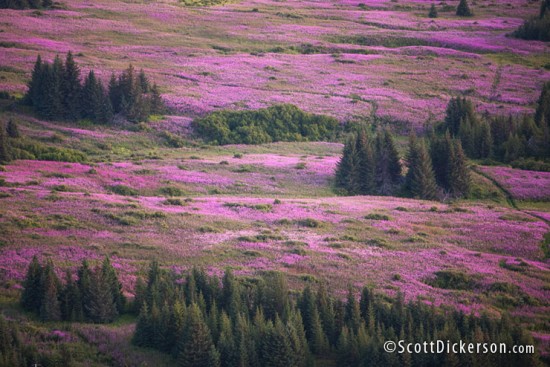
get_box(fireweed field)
[0,0,549,366]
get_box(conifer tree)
[355,130,376,194]
[456,0,473,16]
[39,260,62,322]
[6,119,19,139]
[101,256,126,314]
[261,318,294,367]
[177,304,214,367]
[0,123,10,163]
[448,140,470,197]
[138,68,150,93]
[478,120,493,159]
[407,138,438,200]
[77,259,93,319]
[429,131,452,189]
[62,51,81,121]
[20,256,43,313]
[375,129,401,195]
[24,55,42,107]
[86,268,118,323]
[428,3,438,18]
[335,134,360,194]
[133,302,152,347]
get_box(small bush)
[364,213,390,221]
[428,270,478,290]
[109,185,138,196]
[159,186,185,197]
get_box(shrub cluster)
[192,104,339,145]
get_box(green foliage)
[456,0,473,16]
[192,104,339,145]
[428,270,479,290]
[0,0,52,10]
[335,129,401,196]
[406,135,438,200]
[20,257,125,324]
[129,263,543,367]
[23,53,164,124]
[364,213,390,221]
[428,3,438,18]
[541,231,550,259]
[0,122,10,163]
[108,184,138,196]
[514,0,550,41]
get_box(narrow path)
[471,165,550,225]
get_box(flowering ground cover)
[0,0,548,125]
[1,0,550,363]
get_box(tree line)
[0,0,51,9]
[442,83,550,165]
[20,256,125,323]
[24,52,164,123]
[192,104,340,145]
[130,263,540,367]
[335,129,470,200]
[513,0,550,42]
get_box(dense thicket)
[441,91,550,164]
[335,129,401,196]
[192,104,340,145]
[131,264,540,367]
[20,256,125,323]
[513,0,550,41]
[334,129,470,200]
[0,0,51,9]
[24,52,163,123]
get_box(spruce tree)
[86,268,118,323]
[479,120,493,159]
[77,259,93,319]
[62,51,81,121]
[20,256,43,313]
[101,256,125,314]
[6,119,20,138]
[456,0,473,16]
[429,131,452,189]
[429,3,438,18]
[0,123,10,163]
[407,139,438,200]
[448,138,471,198]
[43,54,65,120]
[261,318,294,367]
[150,83,164,114]
[177,304,214,367]
[355,130,376,195]
[138,68,150,93]
[375,129,401,195]
[335,135,360,194]
[39,260,62,322]
[24,55,42,106]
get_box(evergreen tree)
[138,68,150,93]
[39,260,62,322]
[101,256,125,314]
[478,120,493,159]
[20,256,43,313]
[375,129,401,195]
[6,119,20,139]
[448,140,471,198]
[177,304,214,367]
[261,318,294,367]
[429,131,452,189]
[428,3,438,18]
[62,51,81,121]
[77,259,93,319]
[24,55,42,107]
[150,83,164,114]
[355,130,376,195]
[456,0,473,16]
[133,302,153,347]
[0,123,10,163]
[86,268,118,323]
[407,138,438,200]
[335,135,360,194]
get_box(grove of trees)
[514,0,550,41]
[24,52,164,123]
[130,263,540,367]
[20,256,125,323]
